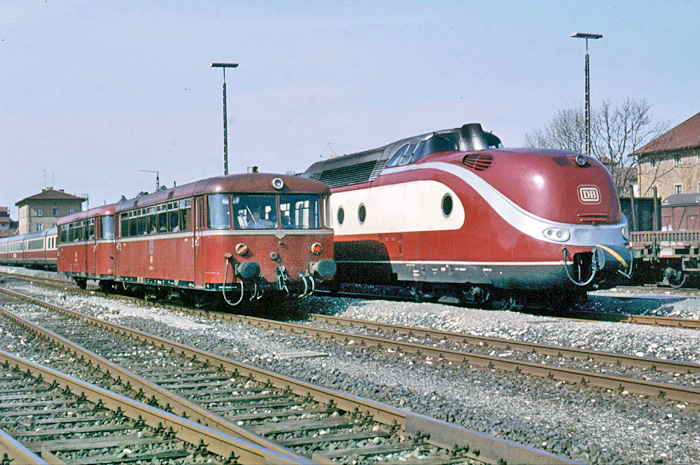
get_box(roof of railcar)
[57,204,117,226]
[115,173,329,212]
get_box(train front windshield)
[208,193,325,230]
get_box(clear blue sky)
[1,0,698,216]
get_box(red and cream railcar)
[57,205,117,289]
[0,228,57,269]
[110,173,335,305]
[304,123,632,307]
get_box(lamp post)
[571,32,602,156]
[139,170,160,191]
[211,62,239,175]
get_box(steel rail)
[310,314,700,375]
[0,349,302,465]
[0,298,309,465]
[4,270,700,330]
[226,314,700,405]
[0,287,577,465]
[0,428,48,465]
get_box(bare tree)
[525,98,669,196]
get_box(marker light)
[235,243,248,256]
[311,242,323,255]
[543,227,570,242]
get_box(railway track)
[206,313,700,406]
[0,287,573,464]
[0,349,289,465]
[2,270,699,330]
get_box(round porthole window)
[337,207,345,225]
[442,194,453,217]
[358,204,367,224]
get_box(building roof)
[15,188,86,207]
[661,193,700,207]
[634,112,700,156]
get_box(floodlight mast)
[571,32,602,156]
[211,62,239,175]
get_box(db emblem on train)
[578,185,601,204]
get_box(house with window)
[15,188,85,234]
[635,112,700,200]
[0,207,18,238]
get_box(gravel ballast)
[1,274,698,464]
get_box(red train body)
[54,173,335,304]
[304,123,632,306]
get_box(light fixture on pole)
[139,170,160,191]
[571,32,602,156]
[211,62,239,175]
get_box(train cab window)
[386,145,409,168]
[233,194,278,229]
[87,219,95,240]
[280,194,322,229]
[208,194,231,229]
[101,216,115,240]
[412,134,458,163]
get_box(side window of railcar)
[157,205,168,233]
[101,216,115,240]
[168,202,180,232]
[208,194,231,229]
[129,211,137,237]
[146,207,157,234]
[180,199,192,231]
[60,225,68,243]
[87,219,95,240]
[280,194,322,229]
[120,214,129,238]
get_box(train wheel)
[665,267,687,288]
[74,278,87,290]
[488,292,515,311]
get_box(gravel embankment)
[2,277,698,465]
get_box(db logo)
[578,185,601,204]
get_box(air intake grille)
[462,153,493,171]
[578,213,609,224]
[311,161,378,188]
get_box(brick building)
[15,188,85,234]
[636,112,700,200]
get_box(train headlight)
[543,227,570,242]
[621,226,630,242]
[272,178,284,190]
[311,242,323,255]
